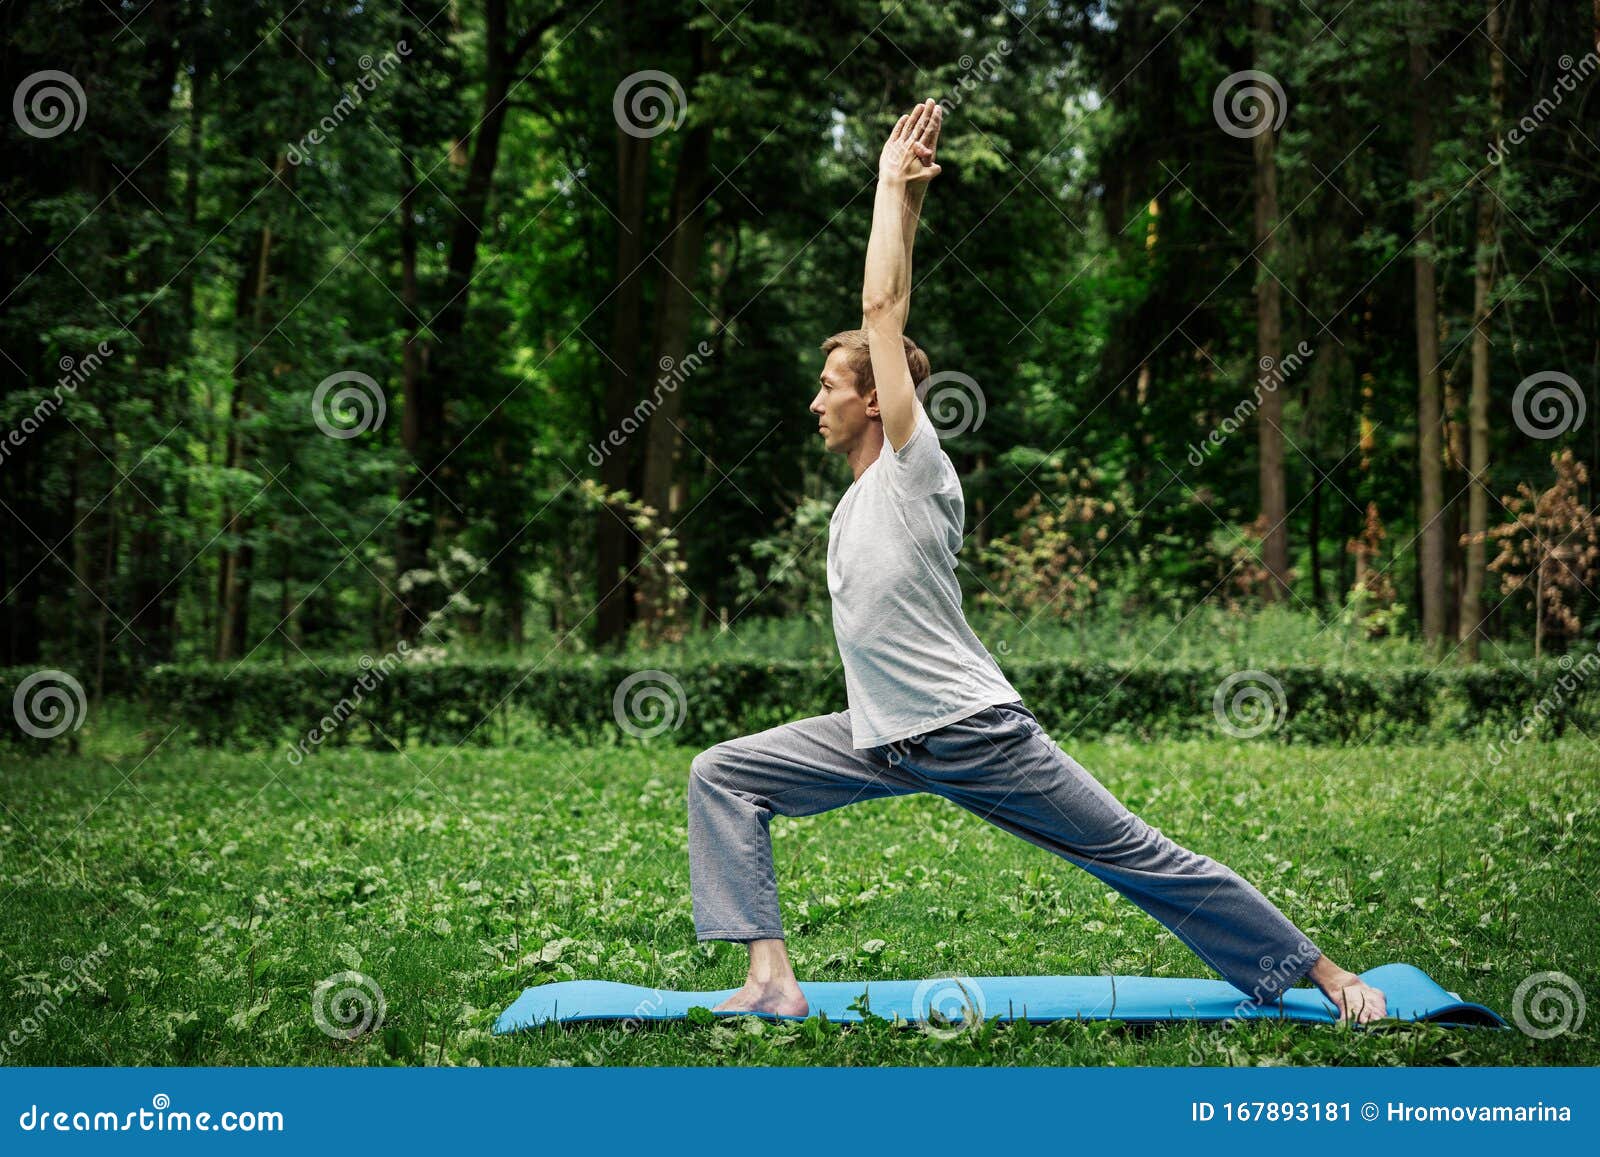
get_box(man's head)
[811,329,930,455]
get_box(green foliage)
[3,0,1596,691]
[731,495,835,628]
[46,651,1595,755]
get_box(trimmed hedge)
[126,655,1600,750]
[6,655,1598,753]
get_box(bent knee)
[689,744,734,787]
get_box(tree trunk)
[396,141,427,641]
[125,0,182,666]
[1460,0,1505,661]
[1252,1,1288,600]
[1410,32,1448,647]
[596,0,654,648]
[639,31,714,629]
[216,155,284,661]
[395,0,567,641]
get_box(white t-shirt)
[827,397,1023,749]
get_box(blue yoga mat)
[493,962,1507,1035]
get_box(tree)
[1409,14,1448,648]
[1459,0,1505,660]
[1469,450,1600,657]
[1253,0,1289,601]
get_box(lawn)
[1,730,1594,1066]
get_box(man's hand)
[877,98,943,186]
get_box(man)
[687,99,1387,1025]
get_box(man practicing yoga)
[687,99,1388,1025]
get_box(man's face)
[810,347,874,454]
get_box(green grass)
[1,730,1594,1067]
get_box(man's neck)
[846,430,886,482]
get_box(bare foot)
[1309,957,1388,1025]
[712,980,809,1018]
[709,937,810,1017]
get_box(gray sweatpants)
[687,700,1323,1005]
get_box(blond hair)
[819,329,930,398]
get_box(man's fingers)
[887,100,941,167]
[904,100,930,140]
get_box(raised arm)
[860,173,933,327]
[861,98,942,453]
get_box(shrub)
[17,655,1579,754]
